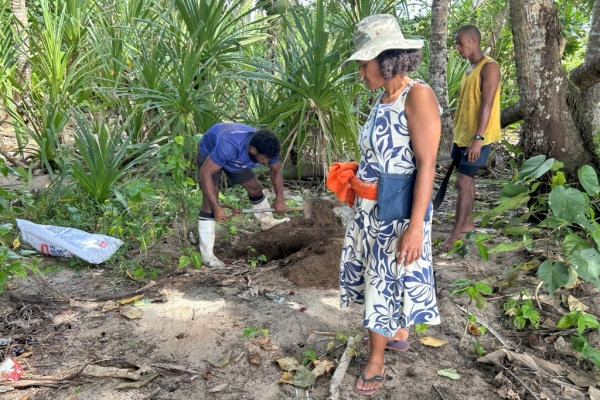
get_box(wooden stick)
[432,385,447,400]
[151,363,197,374]
[327,335,357,400]
[72,281,156,302]
[491,360,540,400]
[455,303,514,350]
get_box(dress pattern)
[339,80,441,337]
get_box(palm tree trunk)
[429,0,453,158]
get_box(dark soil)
[229,199,346,289]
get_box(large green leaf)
[562,234,590,257]
[488,238,532,254]
[578,165,600,196]
[548,186,587,223]
[517,155,555,181]
[571,248,600,289]
[499,184,530,199]
[537,260,570,296]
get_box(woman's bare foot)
[354,361,385,394]
[391,328,409,341]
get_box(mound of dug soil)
[230,199,346,289]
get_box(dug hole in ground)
[0,190,598,400]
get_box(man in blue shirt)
[196,123,289,268]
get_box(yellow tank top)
[453,56,501,147]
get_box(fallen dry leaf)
[17,352,32,359]
[248,355,261,365]
[419,336,448,347]
[120,306,143,319]
[279,372,294,385]
[114,373,157,389]
[102,300,119,312]
[276,357,299,372]
[87,311,104,318]
[468,323,482,336]
[312,359,334,377]
[567,371,599,388]
[208,350,232,368]
[208,383,228,393]
[256,337,270,346]
[261,344,279,351]
[589,386,600,400]
[118,294,144,306]
[567,295,589,312]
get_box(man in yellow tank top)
[441,25,501,251]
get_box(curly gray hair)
[376,49,422,81]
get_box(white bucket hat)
[342,14,423,67]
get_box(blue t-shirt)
[199,123,279,172]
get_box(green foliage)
[0,223,39,294]
[503,294,540,330]
[476,155,600,296]
[69,115,159,202]
[414,323,429,334]
[302,349,317,365]
[247,246,267,267]
[557,311,600,368]
[248,0,360,170]
[450,278,492,309]
[472,340,485,356]
[243,327,269,339]
[557,311,600,335]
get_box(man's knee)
[456,173,474,191]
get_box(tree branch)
[570,58,600,91]
[500,101,523,127]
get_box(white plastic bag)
[16,219,123,264]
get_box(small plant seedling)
[302,349,317,365]
[414,323,429,334]
[450,278,492,309]
[557,311,600,367]
[472,340,485,356]
[243,327,269,339]
[247,246,267,267]
[450,278,492,348]
[503,292,540,330]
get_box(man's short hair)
[457,25,481,42]
[250,129,281,159]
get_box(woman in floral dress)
[339,14,442,396]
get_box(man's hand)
[396,225,423,267]
[272,197,287,215]
[213,206,227,222]
[466,139,483,163]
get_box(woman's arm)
[397,83,441,266]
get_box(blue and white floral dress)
[339,80,441,337]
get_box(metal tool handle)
[240,206,304,213]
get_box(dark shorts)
[196,154,256,187]
[451,143,491,178]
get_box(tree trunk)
[10,0,30,83]
[509,0,600,173]
[429,0,453,158]
[578,0,600,137]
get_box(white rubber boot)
[198,220,225,268]
[252,198,290,231]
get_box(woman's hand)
[396,225,423,267]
